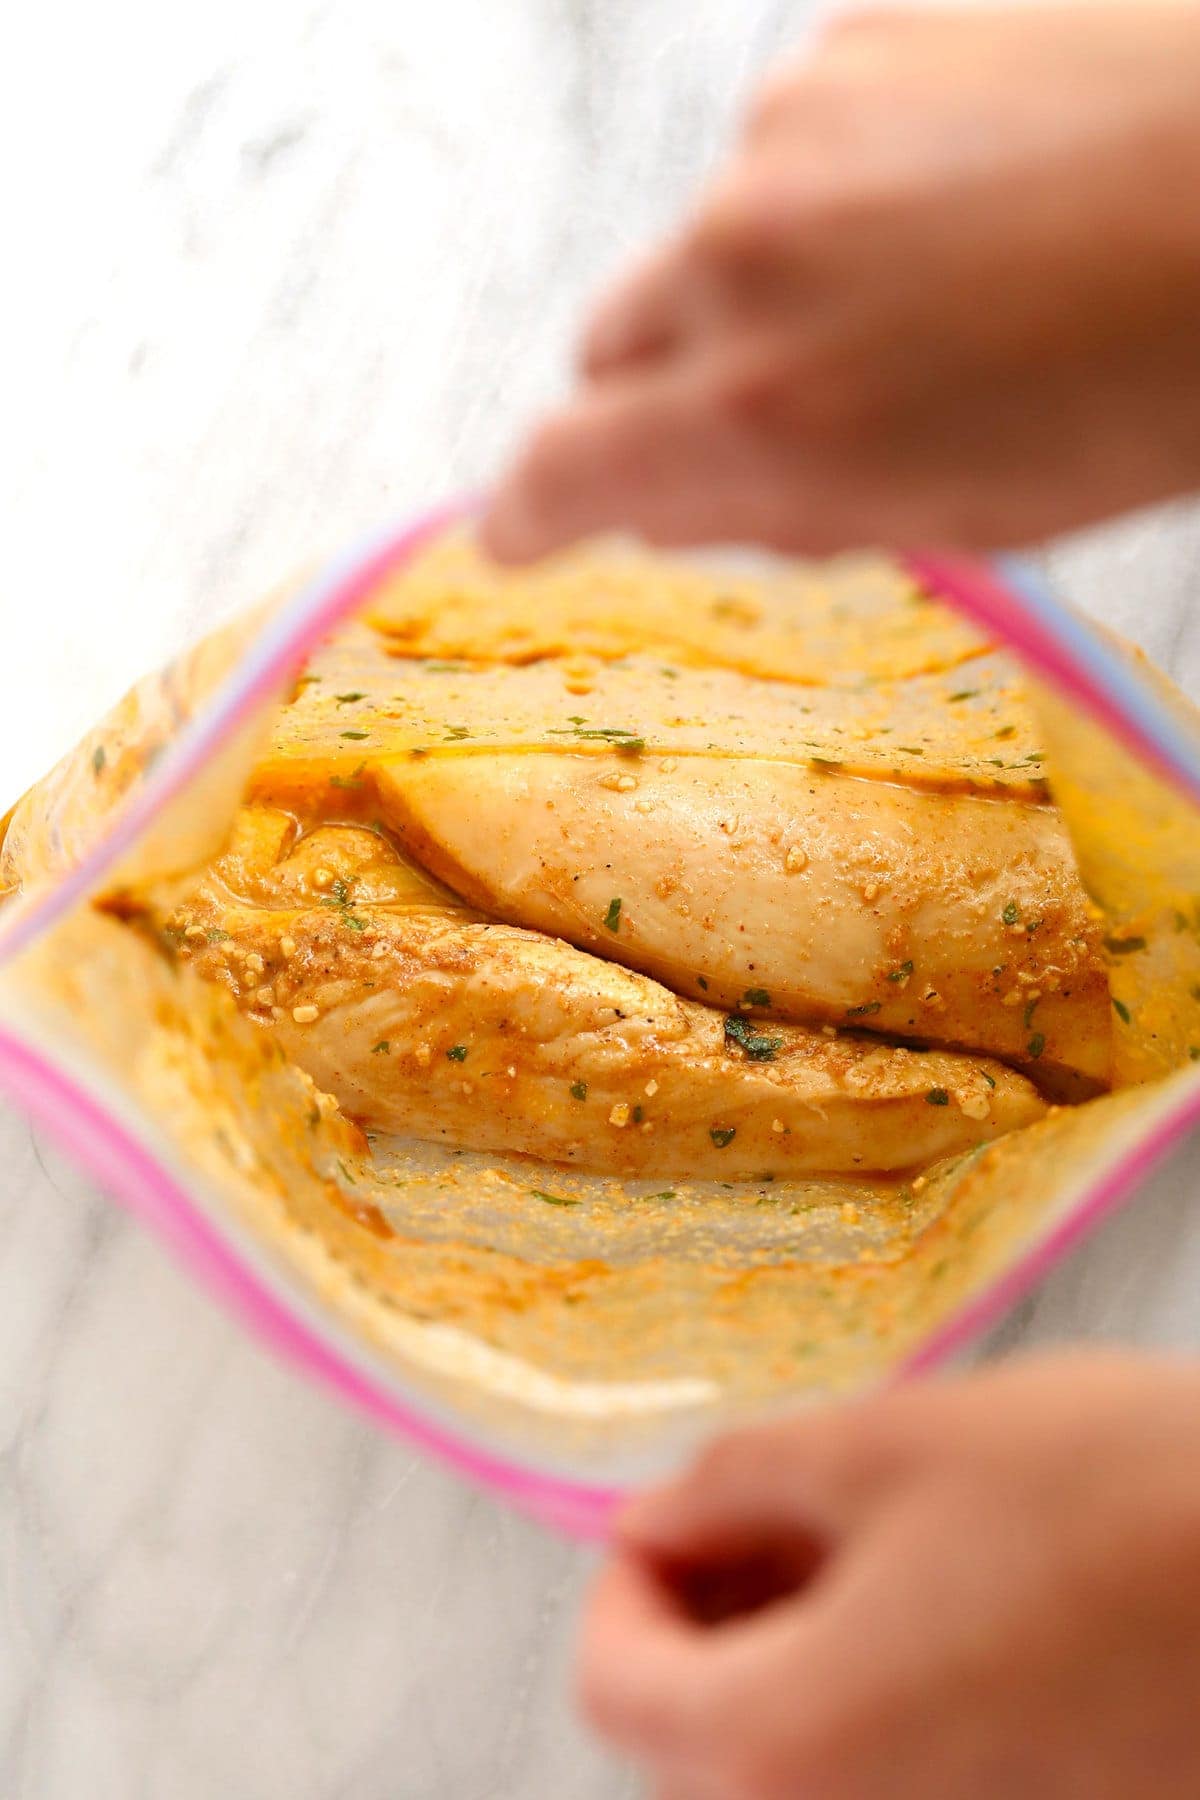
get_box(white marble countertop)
[4,3,1200,1794]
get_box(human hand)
[580,1354,1200,1798]
[483,5,1200,564]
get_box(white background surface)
[4,3,1200,1795]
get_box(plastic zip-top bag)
[3,502,1200,1537]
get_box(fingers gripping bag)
[3,503,1200,1537]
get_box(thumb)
[619,1394,912,1569]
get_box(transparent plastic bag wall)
[1,513,1198,1533]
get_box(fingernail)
[477,497,534,567]
[581,297,634,376]
[616,1482,677,1544]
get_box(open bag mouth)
[2,500,1200,1538]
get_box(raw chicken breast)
[152,807,1047,1176]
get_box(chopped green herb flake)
[926,1087,950,1106]
[724,1016,783,1061]
[340,729,370,741]
[1023,998,1039,1028]
[337,1159,356,1185]
[1103,935,1147,957]
[697,975,709,991]
[994,724,1016,740]
[709,1126,737,1148]
[1112,997,1132,1024]
[604,896,622,932]
[1002,901,1020,926]
[569,1080,588,1101]
[632,1105,644,1124]
[205,927,229,943]
[887,959,914,982]
[981,1070,996,1089]
[845,1000,881,1018]
[372,1040,391,1054]
[335,691,366,703]
[1027,1032,1046,1059]
[743,988,771,1009]
[92,744,106,775]
[329,774,362,789]
[446,1044,468,1062]
[344,915,368,931]
[532,1190,578,1207]
[948,689,979,703]
[548,725,644,752]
